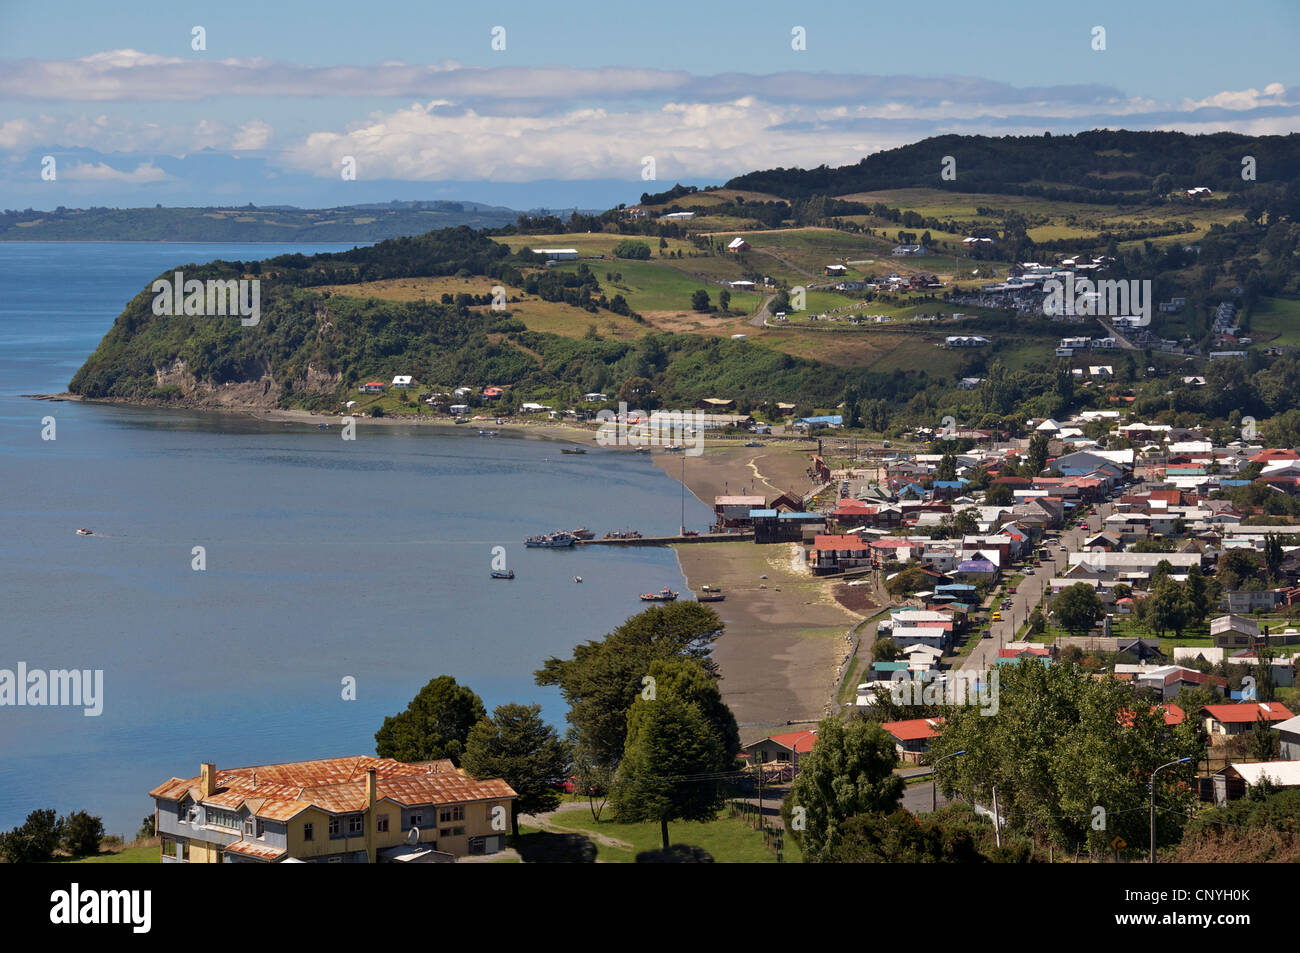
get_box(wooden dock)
[575,532,753,547]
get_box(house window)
[255,819,265,838]
[176,802,187,822]
[439,805,465,823]
[376,814,389,833]
[162,837,176,857]
[347,815,363,835]
[244,819,255,836]
[303,822,314,842]
[407,812,423,828]
[439,826,466,838]
[176,841,187,861]
[328,817,341,836]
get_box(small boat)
[633,447,651,454]
[663,445,684,453]
[574,576,583,583]
[76,528,93,536]
[697,592,725,602]
[478,429,499,437]
[561,447,587,454]
[744,440,762,447]
[640,587,679,602]
[570,527,595,540]
[491,569,515,579]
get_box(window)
[439,826,466,838]
[162,837,176,857]
[244,819,255,836]
[303,822,314,842]
[177,841,187,861]
[407,812,423,828]
[255,819,265,838]
[176,802,187,822]
[206,808,240,831]
[328,817,341,836]
[439,805,465,823]
[347,815,363,835]
[376,814,389,833]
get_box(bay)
[0,242,712,835]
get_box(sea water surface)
[0,242,712,835]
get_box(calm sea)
[0,242,712,836]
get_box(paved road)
[960,500,1114,671]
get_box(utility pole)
[992,785,1002,848]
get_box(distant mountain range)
[0,199,599,242]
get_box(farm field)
[316,274,651,340]
[1247,296,1300,348]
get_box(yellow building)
[150,756,516,863]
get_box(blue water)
[0,243,712,836]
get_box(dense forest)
[727,130,1300,203]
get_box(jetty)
[575,531,753,547]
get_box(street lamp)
[932,750,967,812]
[1149,757,1192,863]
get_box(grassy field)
[50,841,158,863]
[317,274,652,341]
[1246,297,1300,347]
[491,232,697,258]
[532,807,794,863]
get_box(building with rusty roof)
[150,755,515,863]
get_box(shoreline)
[657,444,866,744]
[39,390,855,738]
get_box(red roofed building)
[149,756,516,863]
[881,717,944,761]
[1203,702,1296,742]
[741,729,817,765]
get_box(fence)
[728,799,786,863]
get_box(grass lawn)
[542,808,792,863]
[51,842,158,863]
[1246,297,1300,348]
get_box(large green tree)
[462,703,571,836]
[374,675,486,765]
[610,674,731,848]
[932,661,1201,855]
[780,717,905,862]
[535,603,724,779]
[1051,582,1103,635]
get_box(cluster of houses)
[737,416,1300,800]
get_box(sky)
[1,0,1298,210]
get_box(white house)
[391,375,413,389]
[529,248,579,260]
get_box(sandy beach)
[658,444,871,744]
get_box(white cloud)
[63,161,167,183]
[232,120,273,151]
[1183,83,1289,111]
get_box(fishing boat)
[697,592,725,602]
[560,447,587,454]
[570,527,595,540]
[478,429,500,437]
[633,447,651,454]
[603,529,642,540]
[640,587,678,602]
[744,440,762,447]
[490,569,515,579]
[662,445,684,453]
[76,528,93,536]
[574,576,583,583]
[524,532,576,548]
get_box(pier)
[575,531,753,547]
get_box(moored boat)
[560,447,587,454]
[525,532,576,548]
[640,587,678,602]
[76,528,93,536]
[491,569,515,579]
[570,527,595,539]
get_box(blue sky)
[1,0,1297,209]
